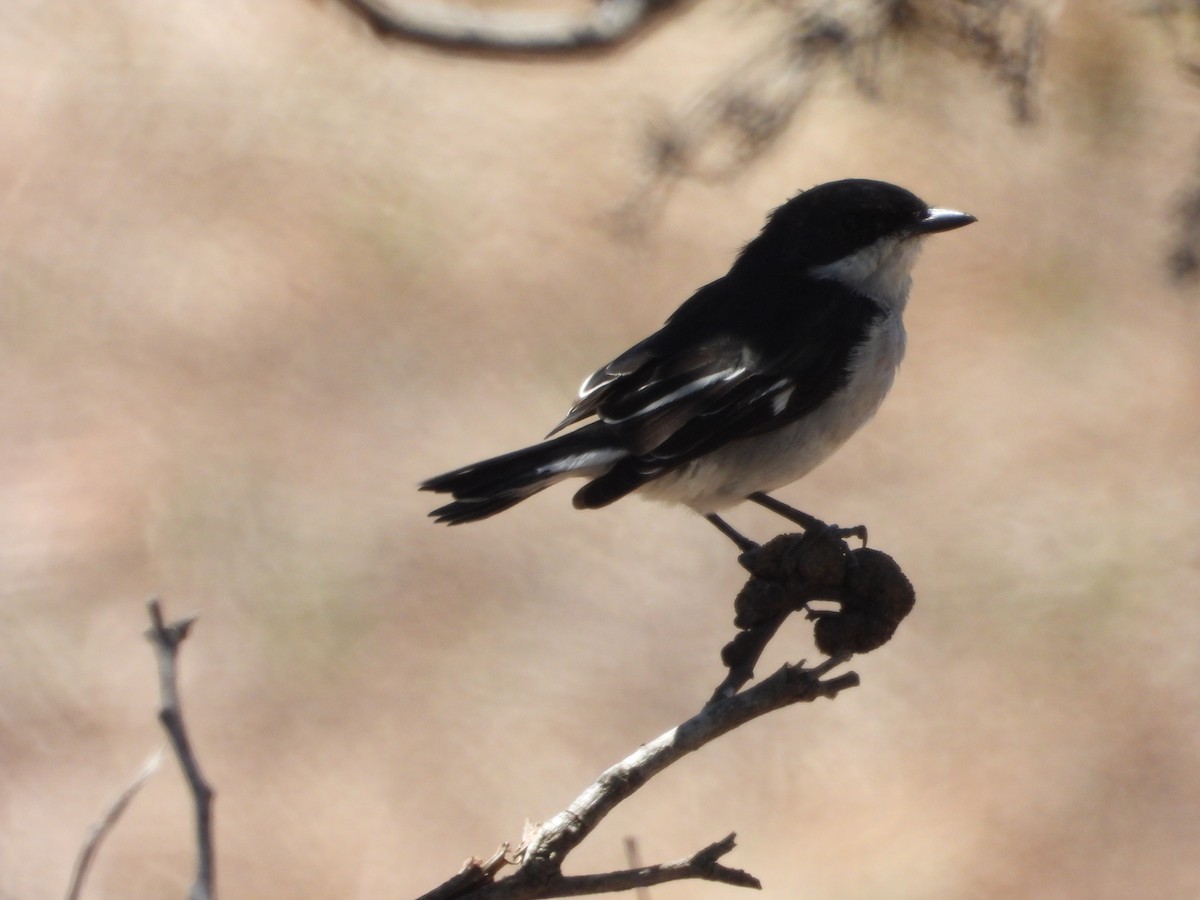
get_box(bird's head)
[735,178,975,308]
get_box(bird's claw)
[827,523,868,547]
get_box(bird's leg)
[747,492,868,545]
[705,513,758,553]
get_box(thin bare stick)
[542,833,759,894]
[64,748,164,900]
[145,599,215,900]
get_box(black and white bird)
[422,179,974,547]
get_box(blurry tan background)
[2,0,1199,897]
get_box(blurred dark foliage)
[1143,0,1200,282]
[336,0,1200,279]
[1168,178,1200,281]
[617,0,1049,228]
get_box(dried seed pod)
[813,548,915,655]
[739,530,847,591]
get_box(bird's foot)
[829,523,868,546]
[747,492,867,547]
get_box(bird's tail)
[421,423,625,524]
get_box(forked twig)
[145,599,216,900]
[418,655,857,898]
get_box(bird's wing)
[546,332,664,437]
[588,334,760,455]
[546,278,740,438]
[550,279,884,466]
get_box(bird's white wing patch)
[770,382,795,415]
[602,369,747,424]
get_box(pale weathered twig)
[63,748,165,900]
[145,599,216,900]
[417,654,858,898]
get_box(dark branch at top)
[337,0,688,52]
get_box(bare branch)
[64,749,164,900]
[418,655,857,898]
[145,599,216,900]
[518,655,856,870]
[337,0,687,51]
[416,512,924,898]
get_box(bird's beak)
[916,207,976,234]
